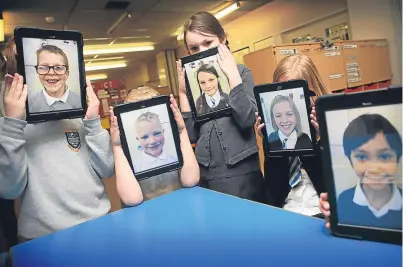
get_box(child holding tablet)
[195,63,229,114]
[177,11,265,203]
[110,87,199,205]
[267,95,311,150]
[0,37,114,242]
[320,114,402,229]
[255,54,330,214]
[29,45,81,113]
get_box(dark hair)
[196,64,220,85]
[36,45,69,69]
[343,114,402,161]
[2,37,17,75]
[182,11,229,52]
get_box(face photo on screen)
[325,105,402,230]
[260,87,312,151]
[23,38,82,114]
[120,103,179,174]
[183,54,230,116]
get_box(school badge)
[65,131,81,152]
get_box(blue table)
[11,187,401,267]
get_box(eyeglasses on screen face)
[35,65,68,75]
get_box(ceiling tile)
[150,1,220,12]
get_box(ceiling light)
[87,74,108,81]
[85,56,124,62]
[215,2,240,20]
[85,61,127,71]
[84,43,154,56]
[0,14,4,42]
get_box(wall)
[346,0,402,85]
[223,0,348,52]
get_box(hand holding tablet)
[4,73,28,121]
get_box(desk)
[11,187,401,267]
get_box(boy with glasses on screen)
[29,45,81,113]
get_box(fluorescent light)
[0,19,4,42]
[84,43,154,56]
[85,56,124,62]
[87,74,108,81]
[85,61,127,71]
[215,2,240,20]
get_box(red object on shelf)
[345,86,363,93]
[377,80,392,90]
[91,79,127,118]
[363,83,378,91]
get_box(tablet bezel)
[316,87,402,245]
[114,95,184,181]
[254,79,317,156]
[181,47,232,123]
[14,27,87,123]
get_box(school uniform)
[134,150,177,173]
[183,64,265,203]
[337,184,402,229]
[28,89,81,113]
[268,130,312,150]
[195,90,230,115]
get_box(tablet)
[316,87,402,244]
[254,79,316,156]
[181,47,232,122]
[14,27,87,123]
[114,95,184,180]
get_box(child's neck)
[361,184,393,211]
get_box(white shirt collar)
[278,130,298,149]
[42,87,70,107]
[353,182,402,218]
[205,90,221,108]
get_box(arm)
[109,107,143,206]
[0,117,28,199]
[84,117,115,179]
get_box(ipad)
[254,79,316,156]
[316,87,402,244]
[114,95,184,180]
[14,27,87,123]
[181,47,232,122]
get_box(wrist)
[228,73,242,89]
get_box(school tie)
[289,156,302,188]
[281,138,287,149]
[211,98,216,108]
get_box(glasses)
[35,65,68,75]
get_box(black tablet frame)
[316,87,402,245]
[254,79,317,156]
[114,95,184,181]
[181,47,232,123]
[14,27,87,123]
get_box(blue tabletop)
[12,187,402,267]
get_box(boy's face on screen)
[350,132,399,191]
[37,51,69,97]
[198,71,218,96]
[136,119,165,157]
[273,100,297,136]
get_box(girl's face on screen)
[136,119,165,157]
[273,100,297,136]
[198,71,218,96]
[350,132,399,191]
[37,51,69,97]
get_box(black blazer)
[0,199,17,252]
[268,131,312,150]
[263,139,326,208]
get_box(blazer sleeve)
[228,66,257,130]
[263,156,291,207]
[182,112,200,145]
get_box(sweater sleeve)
[0,117,28,199]
[228,66,257,129]
[182,112,199,144]
[83,117,115,179]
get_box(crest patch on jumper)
[65,130,81,152]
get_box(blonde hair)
[125,86,160,103]
[273,55,331,99]
[270,95,302,134]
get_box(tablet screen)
[183,54,231,117]
[325,104,402,231]
[22,37,82,114]
[120,103,179,174]
[259,87,312,151]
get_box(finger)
[6,74,17,97]
[218,45,225,60]
[14,75,24,98]
[20,84,28,102]
[86,79,96,98]
[257,123,265,132]
[325,221,331,229]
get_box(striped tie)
[289,156,302,188]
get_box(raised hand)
[254,112,265,137]
[85,79,100,120]
[310,105,320,141]
[217,44,242,89]
[4,73,28,121]
[170,94,185,134]
[176,60,186,95]
[319,192,331,229]
[109,107,121,147]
